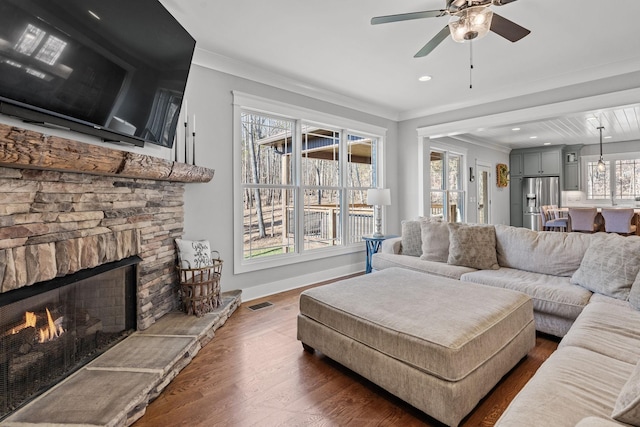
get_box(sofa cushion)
[570,234,640,300]
[400,220,422,256]
[494,224,592,277]
[447,223,499,270]
[371,252,476,280]
[461,268,592,319]
[612,360,640,426]
[420,218,449,262]
[630,272,640,311]
[559,300,640,365]
[575,417,630,427]
[381,236,402,255]
[495,346,634,427]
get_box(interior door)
[477,164,492,224]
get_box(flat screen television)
[0,0,195,148]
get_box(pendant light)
[597,126,606,173]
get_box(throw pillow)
[570,234,640,300]
[447,223,499,270]
[401,220,422,257]
[175,239,213,269]
[630,273,640,311]
[419,217,449,262]
[612,360,640,426]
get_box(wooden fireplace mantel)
[0,123,214,183]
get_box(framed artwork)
[496,163,509,187]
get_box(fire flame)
[38,308,64,343]
[7,311,37,335]
[3,309,65,342]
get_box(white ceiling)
[160,0,640,149]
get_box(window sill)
[233,243,364,274]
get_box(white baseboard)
[240,263,364,302]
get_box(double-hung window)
[233,92,385,273]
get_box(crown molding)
[192,48,400,121]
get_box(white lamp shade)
[366,188,391,206]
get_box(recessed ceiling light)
[88,10,101,20]
[530,136,537,139]
[418,75,432,82]
[587,117,598,122]
[512,127,521,131]
[543,142,551,146]
[604,136,612,139]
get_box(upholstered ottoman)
[297,267,535,426]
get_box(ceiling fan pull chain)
[469,40,474,89]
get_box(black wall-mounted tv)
[0,0,195,148]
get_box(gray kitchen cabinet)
[523,151,561,176]
[510,176,523,227]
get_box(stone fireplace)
[0,123,216,420]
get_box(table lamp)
[367,188,391,238]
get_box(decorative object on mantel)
[0,124,213,183]
[496,163,509,187]
[192,114,197,166]
[175,239,223,316]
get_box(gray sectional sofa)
[371,220,640,426]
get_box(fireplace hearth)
[0,257,139,419]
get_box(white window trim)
[233,92,387,274]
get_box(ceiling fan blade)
[371,10,446,25]
[414,25,451,58]
[490,13,531,42]
[492,0,519,5]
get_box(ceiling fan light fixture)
[448,6,494,43]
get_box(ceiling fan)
[371,0,531,58]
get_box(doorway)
[477,163,492,224]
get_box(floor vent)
[247,301,273,311]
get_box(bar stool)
[541,205,568,231]
[601,208,637,235]
[568,208,599,233]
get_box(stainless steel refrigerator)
[522,176,560,231]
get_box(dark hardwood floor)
[134,274,559,426]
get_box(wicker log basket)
[175,239,224,317]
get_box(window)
[586,154,640,200]
[233,93,385,272]
[586,160,611,199]
[616,159,640,199]
[429,149,465,222]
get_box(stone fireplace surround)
[0,124,243,425]
[0,123,214,330]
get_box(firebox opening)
[0,256,140,419]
